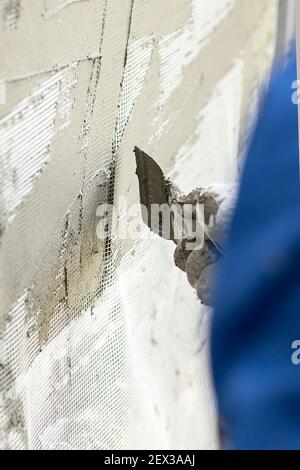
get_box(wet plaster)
[0,0,278,342]
[0,0,107,80]
[0,0,278,449]
[0,0,135,348]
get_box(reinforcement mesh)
[0,0,278,450]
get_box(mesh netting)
[0,0,278,450]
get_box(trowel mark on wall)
[113,36,154,153]
[148,77,203,146]
[168,57,243,191]
[55,64,78,130]
[42,0,90,18]
[159,0,236,107]
[1,0,21,30]
[0,63,78,229]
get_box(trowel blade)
[134,146,174,240]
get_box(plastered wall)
[0,0,278,450]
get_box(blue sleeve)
[211,48,300,450]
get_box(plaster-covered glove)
[173,184,237,305]
[134,146,237,305]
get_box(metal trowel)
[134,146,175,241]
[134,146,223,253]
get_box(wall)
[277,0,295,57]
[0,0,279,449]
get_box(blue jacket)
[211,48,300,449]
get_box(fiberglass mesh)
[0,0,278,450]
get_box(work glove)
[173,184,237,305]
[134,146,237,306]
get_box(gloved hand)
[173,184,237,305]
[134,147,237,305]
